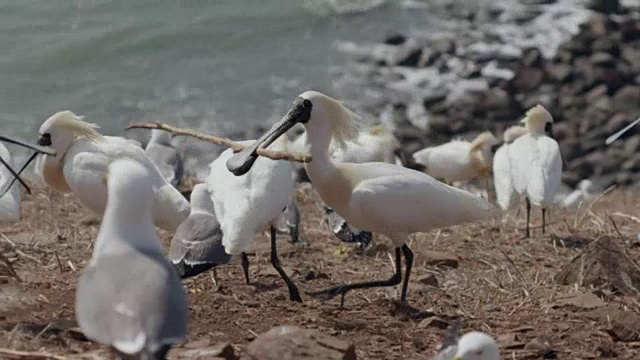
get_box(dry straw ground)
[2,182,640,359]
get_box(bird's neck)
[304,126,337,184]
[525,121,546,136]
[93,197,162,259]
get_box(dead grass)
[2,183,640,359]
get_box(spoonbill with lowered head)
[75,158,188,360]
[508,105,562,238]
[177,140,302,301]
[412,131,499,186]
[21,111,190,231]
[492,125,527,211]
[145,129,184,188]
[227,91,496,305]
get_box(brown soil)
[2,183,640,359]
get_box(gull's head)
[190,183,214,214]
[502,125,527,144]
[226,90,359,176]
[453,331,500,360]
[105,158,154,209]
[521,104,554,138]
[150,129,172,145]
[38,111,101,156]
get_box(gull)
[227,91,496,305]
[145,129,184,188]
[433,331,500,360]
[412,131,499,186]
[75,158,188,360]
[169,183,233,283]
[492,125,527,211]
[199,140,302,302]
[25,111,190,231]
[509,105,562,237]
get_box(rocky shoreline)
[333,0,640,190]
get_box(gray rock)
[245,326,356,360]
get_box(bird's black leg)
[525,198,531,238]
[542,208,547,234]
[241,252,250,285]
[306,247,402,307]
[270,225,302,302]
[400,244,413,302]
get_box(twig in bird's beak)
[125,122,312,164]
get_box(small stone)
[181,342,238,360]
[417,316,449,330]
[383,34,406,46]
[590,52,615,67]
[481,303,501,312]
[524,336,556,358]
[588,0,620,14]
[423,251,459,269]
[416,274,439,287]
[511,66,544,92]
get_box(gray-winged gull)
[75,158,188,360]
[145,129,184,188]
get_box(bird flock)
[1,89,634,360]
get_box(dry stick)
[0,348,66,360]
[125,123,312,163]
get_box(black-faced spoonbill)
[508,105,562,238]
[18,111,190,231]
[492,125,527,211]
[75,158,188,360]
[412,131,499,186]
[0,134,58,196]
[179,141,302,301]
[226,91,496,305]
[145,129,184,188]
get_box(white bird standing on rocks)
[509,105,562,237]
[227,91,496,305]
[412,131,499,186]
[29,111,190,231]
[145,129,184,188]
[493,125,527,211]
[75,158,188,360]
[197,140,302,301]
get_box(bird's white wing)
[527,137,562,207]
[507,135,532,195]
[492,145,518,211]
[347,170,496,241]
[412,141,471,180]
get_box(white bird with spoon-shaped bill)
[227,91,497,305]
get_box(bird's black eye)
[37,133,52,146]
[475,350,484,356]
[303,99,312,108]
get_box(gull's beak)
[226,96,313,176]
[0,134,56,156]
